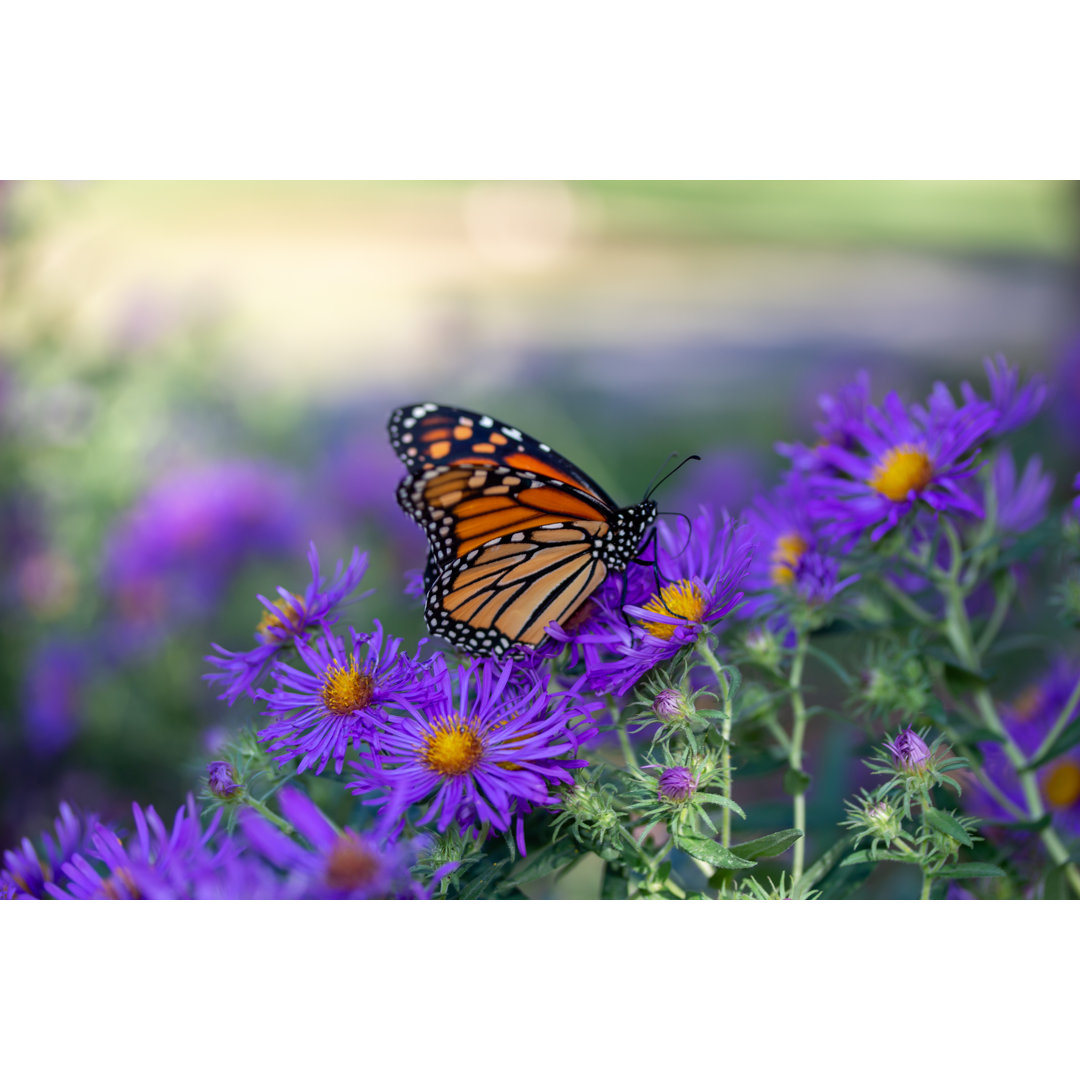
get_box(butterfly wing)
[388,402,620,508]
[388,403,653,655]
[425,519,610,656]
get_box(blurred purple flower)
[667,448,767,520]
[22,638,90,756]
[103,461,307,637]
[206,761,241,800]
[960,354,1046,436]
[240,786,430,899]
[1,802,98,899]
[205,543,371,704]
[967,661,1080,837]
[1051,332,1080,448]
[987,451,1052,536]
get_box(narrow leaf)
[1024,719,1080,772]
[676,834,756,869]
[930,862,1006,879]
[729,829,802,861]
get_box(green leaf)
[923,807,974,848]
[783,767,811,796]
[804,644,854,687]
[676,834,756,869]
[507,839,581,885]
[1040,863,1077,900]
[840,849,919,867]
[796,837,849,894]
[929,862,1006,879]
[1023,719,1080,772]
[728,829,803,861]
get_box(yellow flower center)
[320,661,375,715]
[770,531,808,586]
[423,716,484,776]
[638,579,708,640]
[868,444,934,502]
[1042,761,1080,810]
[324,835,380,891]
[256,593,305,643]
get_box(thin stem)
[789,632,809,883]
[241,795,294,836]
[919,870,933,901]
[879,578,937,626]
[616,724,638,770]
[975,572,1016,655]
[696,639,735,848]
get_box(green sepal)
[728,829,803,861]
[695,793,747,819]
[783,767,811,796]
[676,834,756,869]
[923,807,974,848]
[929,862,1006,879]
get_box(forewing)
[388,402,619,509]
[424,520,611,656]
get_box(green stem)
[789,632,809,883]
[241,795,294,836]
[919,870,933,900]
[975,572,1016,655]
[616,723,638,770]
[696,639,735,848]
[879,578,936,626]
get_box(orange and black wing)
[424,519,611,656]
[388,402,619,510]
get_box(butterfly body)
[389,403,657,657]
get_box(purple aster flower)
[1051,332,1080,449]
[205,542,372,704]
[985,451,1052,536]
[206,761,241,800]
[961,354,1046,436]
[42,795,274,900]
[653,689,689,723]
[778,370,872,471]
[576,508,753,695]
[258,622,442,775]
[657,766,697,803]
[885,727,932,773]
[797,386,997,543]
[967,662,1080,837]
[349,657,595,854]
[1,802,98,899]
[21,638,90,757]
[240,785,430,899]
[103,460,307,638]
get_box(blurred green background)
[3,180,1079,890]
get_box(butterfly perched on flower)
[388,403,660,657]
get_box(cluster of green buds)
[550,776,625,849]
[842,727,998,897]
[621,663,731,752]
[621,745,743,845]
[852,640,932,725]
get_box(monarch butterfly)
[388,403,662,657]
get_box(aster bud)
[743,626,781,671]
[653,688,689,724]
[206,760,242,800]
[865,800,902,842]
[657,766,698,803]
[885,727,931,773]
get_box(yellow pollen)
[320,661,375,715]
[256,593,305,642]
[868,444,934,502]
[638,579,708,640]
[770,531,808,586]
[423,715,484,776]
[324,835,380,891]
[1042,761,1080,810]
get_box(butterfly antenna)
[644,453,701,501]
